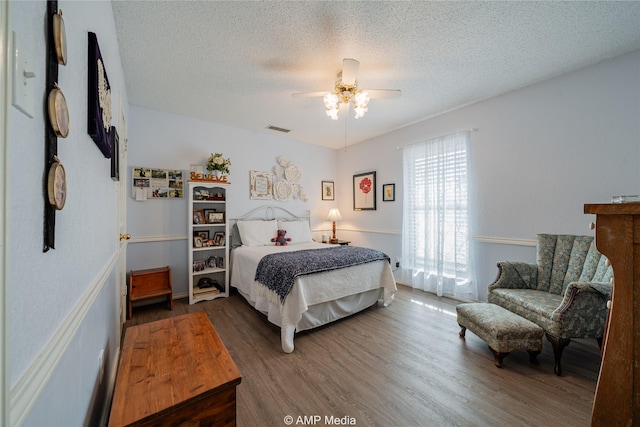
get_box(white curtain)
[400,131,476,301]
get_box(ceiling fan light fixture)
[323,93,339,110]
[326,108,339,120]
[353,105,367,119]
[292,58,399,121]
[354,91,370,108]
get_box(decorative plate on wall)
[53,9,67,65]
[47,83,69,138]
[47,156,67,210]
[87,31,112,158]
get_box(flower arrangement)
[206,153,231,174]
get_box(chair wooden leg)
[546,333,571,376]
[459,324,467,338]
[489,346,509,368]
[528,350,541,365]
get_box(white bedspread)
[230,242,397,350]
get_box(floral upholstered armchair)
[488,234,612,375]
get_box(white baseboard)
[98,345,121,426]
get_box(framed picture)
[132,166,184,199]
[110,126,119,181]
[250,170,273,200]
[193,236,203,248]
[195,230,209,241]
[213,232,225,246]
[204,209,217,223]
[207,211,225,224]
[353,171,376,210]
[322,181,335,201]
[207,256,218,268]
[87,32,112,158]
[383,184,395,202]
[193,260,206,272]
[193,209,205,224]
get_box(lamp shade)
[327,208,342,221]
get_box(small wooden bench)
[456,302,544,368]
[128,266,173,319]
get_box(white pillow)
[277,220,313,244]
[237,220,278,246]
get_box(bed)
[230,206,397,352]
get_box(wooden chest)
[108,312,242,426]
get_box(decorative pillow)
[278,220,313,244]
[230,223,242,249]
[237,220,278,246]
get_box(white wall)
[337,50,640,301]
[125,106,339,296]
[7,0,128,424]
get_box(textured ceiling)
[112,1,640,150]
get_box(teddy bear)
[271,229,291,246]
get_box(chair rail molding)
[474,236,536,247]
[129,234,187,244]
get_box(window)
[400,131,476,300]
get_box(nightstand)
[333,240,350,246]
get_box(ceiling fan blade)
[341,58,360,85]
[291,91,329,98]
[363,89,402,99]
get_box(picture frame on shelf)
[204,209,217,223]
[210,191,225,201]
[213,232,225,246]
[196,230,209,241]
[193,209,205,224]
[207,211,225,224]
[353,171,376,211]
[207,256,224,268]
[193,187,210,200]
[322,181,334,201]
[193,260,206,272]
[382,184,395,202]
[193,236,203,248]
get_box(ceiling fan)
[292,58,401,120]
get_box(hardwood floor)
[124,285,600,426]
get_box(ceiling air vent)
[266,125,291,133]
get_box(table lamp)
[327,208,342,244]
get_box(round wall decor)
[47,156,67,210]
[53,9,67,65]
[47,83,70,138]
